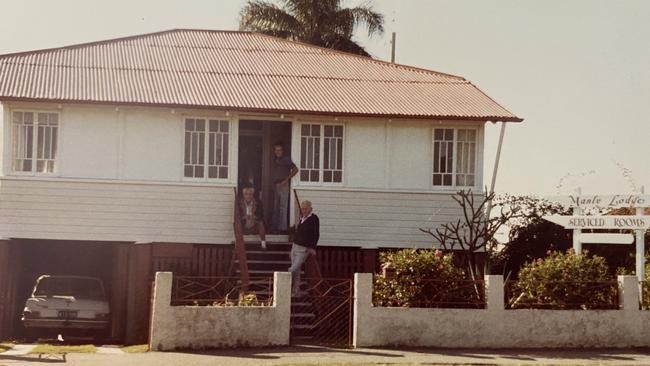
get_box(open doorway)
[238,120,293,228]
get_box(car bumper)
[22,318,109,330]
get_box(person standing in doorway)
[289,200,319,296]
[271,142,298,234]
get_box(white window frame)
[181,116,232,183]
[10,109,60,176]
[432,126,479,189]
[297,121,345,186]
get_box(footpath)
[2,345,650,365]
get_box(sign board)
[579,233,634,244]
[543,215,650,230]
[544,194,650,209]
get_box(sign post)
[544,187,648,281]
[637,186,646,280]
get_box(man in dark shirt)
[289,200,319,296]
[271,142,298,233]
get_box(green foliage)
[237,293,261,306]
[509,250,617,309]
[239,0,384,56]
[373,249,482,308]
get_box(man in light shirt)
[288,200,319,296]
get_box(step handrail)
[233,187,250,291]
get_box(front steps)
[234,238,316,343]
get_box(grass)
[29,344,97,354]
[0,341,14,353]
[120,344,149,353]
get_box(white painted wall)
[150,271,291,351]
[296,188,463,248]
[0,177,234,244]
[0,101,485,246]
[354,274,650,348]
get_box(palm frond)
[239,0,302,37]
[337,5,385,37]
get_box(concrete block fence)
[354,273,650,348]
[149,271,291,351]
[149,271,650,350]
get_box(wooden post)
[636,186,645,281]
[0,239,11,339]
[573,187,583,255]
[485,122,507,219]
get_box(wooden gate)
[290,278,353,347]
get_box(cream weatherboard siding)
[295,188,463,248]
[0,178,234,244]
[0,101,485,248]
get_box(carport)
[0,239,131,342]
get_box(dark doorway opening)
[7,240,129,342]
[238,120,292,227]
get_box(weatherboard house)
[0,29,522,342]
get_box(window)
[300,123,344,183]
[433,128,477,187]
[184,118,229,179]
[12,111,58,173]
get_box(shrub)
[373,249,483,308]
[509,249,617,309]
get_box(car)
[22,275,110,341]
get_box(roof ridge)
[0,29,181,59]
[0,28,466,81]
[247,31,466,81]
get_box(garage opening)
[4,239,130,342]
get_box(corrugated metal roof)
[0,29,522,122]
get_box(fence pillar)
[273,271,292,346]
[618,275,640,311]
[149,271,173,351]
[353,273,373,348]
[485,275,504,311]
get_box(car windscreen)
[34,277,105,300]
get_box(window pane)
[184,132,191,163]
[300,170,309,181]
[334,126,343,137]
[323,171,332,182]
[336,139,343,169]
[196,119,205,131]
[323,139,330,169]
[443,175,452,186]
[208,166,218,178]
[433,174,442,186]
[310,170,319,181]
[444,129,453,140]
[184,166,193,177]
[333,171,342,183]
[324,125,333,137]
[301,124,310,136]
[209,120,219,132]
[195,166,204,178]
[218,167,228,179]
[220,121,229,132]
[434,129,443,140]
[311,124,320,136]
[186,119,194,130]
[222,135,229,166]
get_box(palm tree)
[239,0,384,57]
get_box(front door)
[238,120,293,227]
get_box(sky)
[0,0,648,196]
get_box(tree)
[239,0,384,56]
[419,189,520,282]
